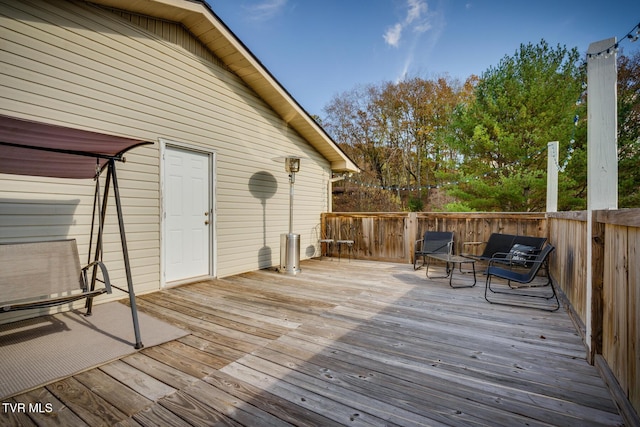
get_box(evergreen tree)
[447,40,586,211]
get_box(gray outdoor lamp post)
[279,156,302,275]
[285,157,300,233]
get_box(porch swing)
[0,115,152,349]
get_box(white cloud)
[406,0,427,24]
[383,0,430,47]
[413,21,432,33]
[383,23,403,47]
[397,51,414,82]
[244,0,287,21]
[384,0,445,82]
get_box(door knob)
[205,220,210,225]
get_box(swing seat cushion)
[0,239,111,312]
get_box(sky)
[207,0,640,116]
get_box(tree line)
[322,40,639,212]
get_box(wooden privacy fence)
[321,212,547,263]
[547,212,590,331]
[321,209,640,420]
[595,210,639,420]
[549,210,640,420]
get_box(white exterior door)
[164,146,211,283]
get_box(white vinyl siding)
[0,0,331,315]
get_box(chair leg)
[338,242,345,261]
[485,274,559,312]
[323,242,333,258]
[414,256,419,270]
[337,242,354,262]
[425,258,452,280]
[414,254,426,270]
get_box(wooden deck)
[2,259,623,426]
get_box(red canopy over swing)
[0,114,152,348]
[0,114,150,178]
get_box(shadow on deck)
[2,258,623,426]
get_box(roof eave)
[87,0,359,173]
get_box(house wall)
[0,0,331,315]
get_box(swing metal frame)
[0,115,151,348]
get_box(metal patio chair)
[484,244,559,311]
[336,223,355,261]
[413,231,454,270]
[317,223,334,257]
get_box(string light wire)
[586,21,640,59]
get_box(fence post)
[406,213,417,264]
[589,215,605,364]
[585,37,617,360]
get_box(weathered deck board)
[99,359,178,401]
[45,377,129,426]
[201,369,343,427]
[73,369,152,417]
[0,259,624,426]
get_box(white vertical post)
[329,175,346,213]
[587,38,618,211]
[547,141,559,213]
[585,37,618,353]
